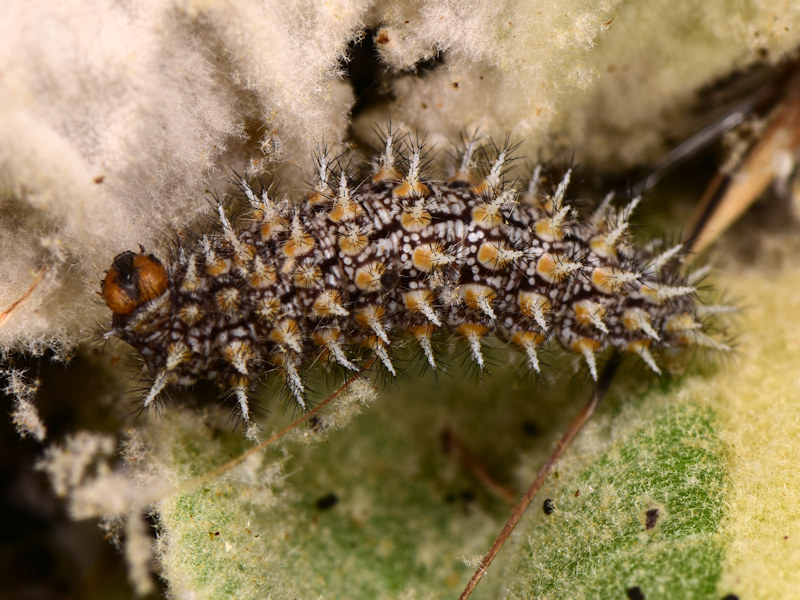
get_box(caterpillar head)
[102,251,168,315]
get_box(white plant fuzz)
[358,1,800,172]
[3,367,46,442]
[124,512,156,596]
[69,472,153,520]
[0,0,366,353]
[291,378,378,437]
[356,1,616,153]
[38,429,170,521]
[552,0,800,170]
[37,431,116,498]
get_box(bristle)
[325,337,358,372]
[648,243,684,275]
[520,338,541,374]
[455,131,480,181]
[687,264,713,285]
[630,341,661,375]
[574,339,598,382]
[373,342,397,377]
[414,328,437,371]
[695,304,739,317]
[551,168,572,210]
[143,371,168,408]
[234,387,250,422]
[485,148,510,189]
[622,195,641,220]
[525,164,543,203]
[465,332,486,370]
[689,331,732,352]
[641,283,696,304]
[284,360,306,410]
[589,191,615,226]
[623,308,660,341]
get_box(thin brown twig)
[442,428,517,506]
[0,266,47,330]
[686,67,800,254]
[458,353,621,600]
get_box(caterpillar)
[101,129,727,422]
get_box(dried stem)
[0,266,47,330]
[442,428,517,506]
[458,353,621,600]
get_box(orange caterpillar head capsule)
[102,251,168,315]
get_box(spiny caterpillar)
[101,130,728,422]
